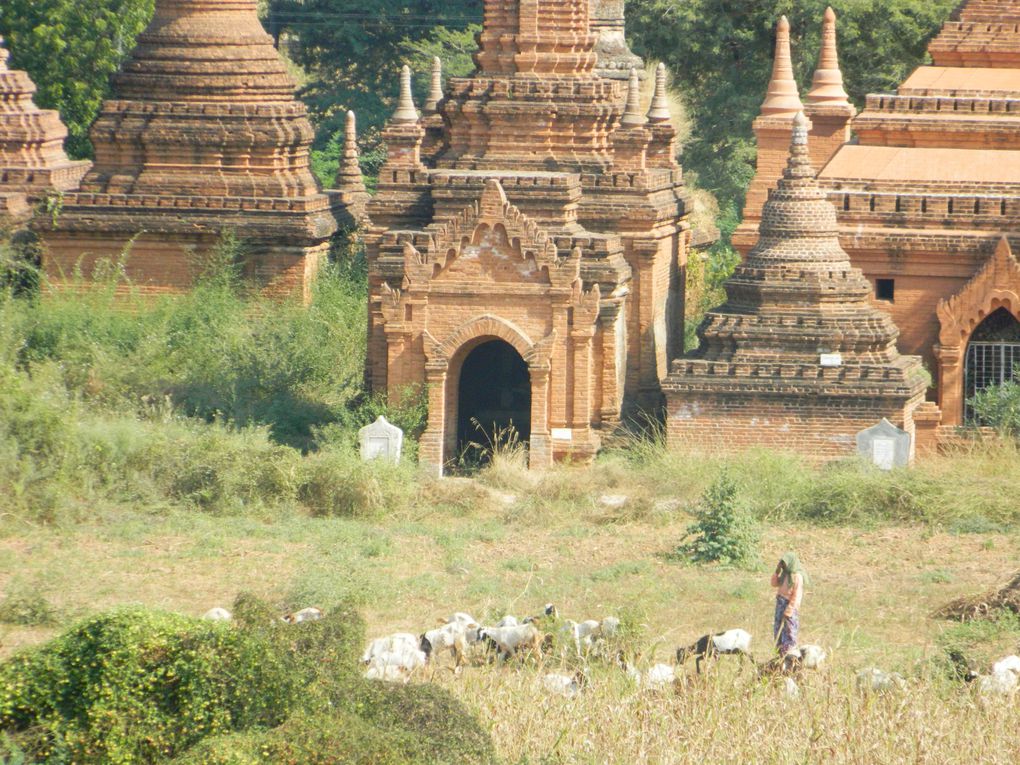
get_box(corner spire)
[424,56,443,114]
[620,68,647,126]
[647,63,672,122]
[336,110,366,195]
[0,37,9,72]
[392,65,420,124]
[806,7,850,106]
[760,16,803,117]
[783,111,816,181]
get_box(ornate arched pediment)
[422,313,557,370]
[937,237,1020,348]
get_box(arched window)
[964,307,1020,423]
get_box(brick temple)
[665,114,928,455]
[37,0,345,300]
[0,37,89,224]
[738,1,1020,435]
[364,0,697,472]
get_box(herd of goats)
[203,603,1020,702]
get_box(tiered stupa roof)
[0,37,89,219]
[41,0,341,297]
[669,114,927,400]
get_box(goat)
[495,615,519,628]
[676,629,753,673]
[421,621,473,667]
[202,607,232,622]
[618,652,675,690]
[856,667,906,694]
[281,607,323,624]
[478,623,544,660]
[992,655,1020,676]
[542,670,586,699]
[362,633,419,664]
[799,644,827,670]
[364,646,427,683]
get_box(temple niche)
[38,0,347,301]
[665,114,928,457]
[364,0,699,473]
[738,1,1020,434]
[0,38,89,224]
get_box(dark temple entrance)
[965,307,1020,423]
[457,339,531,459]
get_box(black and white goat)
[676,629,753,673]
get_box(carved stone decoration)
[38,0,347,301]
[590,0,643,81]
[366,0,700,473]
[664,114,928,459]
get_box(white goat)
[619,653,674,690]
[362,633,419,664]
[202,607,232,622]
[421,621,474,666]
[542,670,585,699]
[281,607,323,624]
[992,655,1020,676]
[495,615,519,628]
[856,668,906,694]
[799,644,827,670]
[364,647,427,683]
[478,623,543,660]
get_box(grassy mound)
[0,595,495,764]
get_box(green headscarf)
[779,552,810,588]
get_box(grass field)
[2,448,1019,764]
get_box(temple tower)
[0,38,89,223]
[732,16,804,255]
[665,114,928,457]
[591,0,643,82]
[816,0,1020,428]
[366,0,697,472]
[39,0,343,299]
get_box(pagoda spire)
[760,16,804,117]
[424,56,443,114]
[647,63,672,122]
[392,65,420,124]
[620,68,646,126]
[806,7,850,106]
[336,111,366,193]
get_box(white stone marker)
[855,418,911,470]
[358,415,403,464]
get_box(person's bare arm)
[789,573,803,611]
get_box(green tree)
[628,0,958,213]
[0,0,155,159]
[969,376,1020,438]
[271,0,482,143]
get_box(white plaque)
[871,437,896,471]
[820,353,843,368]
[551,428,573,441]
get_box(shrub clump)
[671,472,759,567]
[0,591,57,627]
[0,596,495,765]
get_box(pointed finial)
[783,111,815,179]
[424,56,443,113]
[392,65,420,124]
[336,110,366,193]
[648,63,672,122]
[760,16,804,117]
[807,7,850,106]
[0,36,9,72]
[620,68,647,127]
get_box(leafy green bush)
[672,472,759,567]
[0,596,495,765]
[0,592,57,627]
[969,378,1020,438]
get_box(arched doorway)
[964,307,1020,423]
[456,339,531,460]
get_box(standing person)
[770,552,808,657]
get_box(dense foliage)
[672,472,759,567]
[969,377,1020,438]
[628,0,959,215]
[0,597,495,764]
[0,0,154,158]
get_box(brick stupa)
[365,0,696,472]
[39,0,340,299]
[0,37,89,222]
[664,114,927,457]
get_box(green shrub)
[0,596,495,765]
[671,472,759,567]
[969,378,1020,437]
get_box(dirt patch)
[933,569,1020,621]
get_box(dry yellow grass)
[1,457,1019,763]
